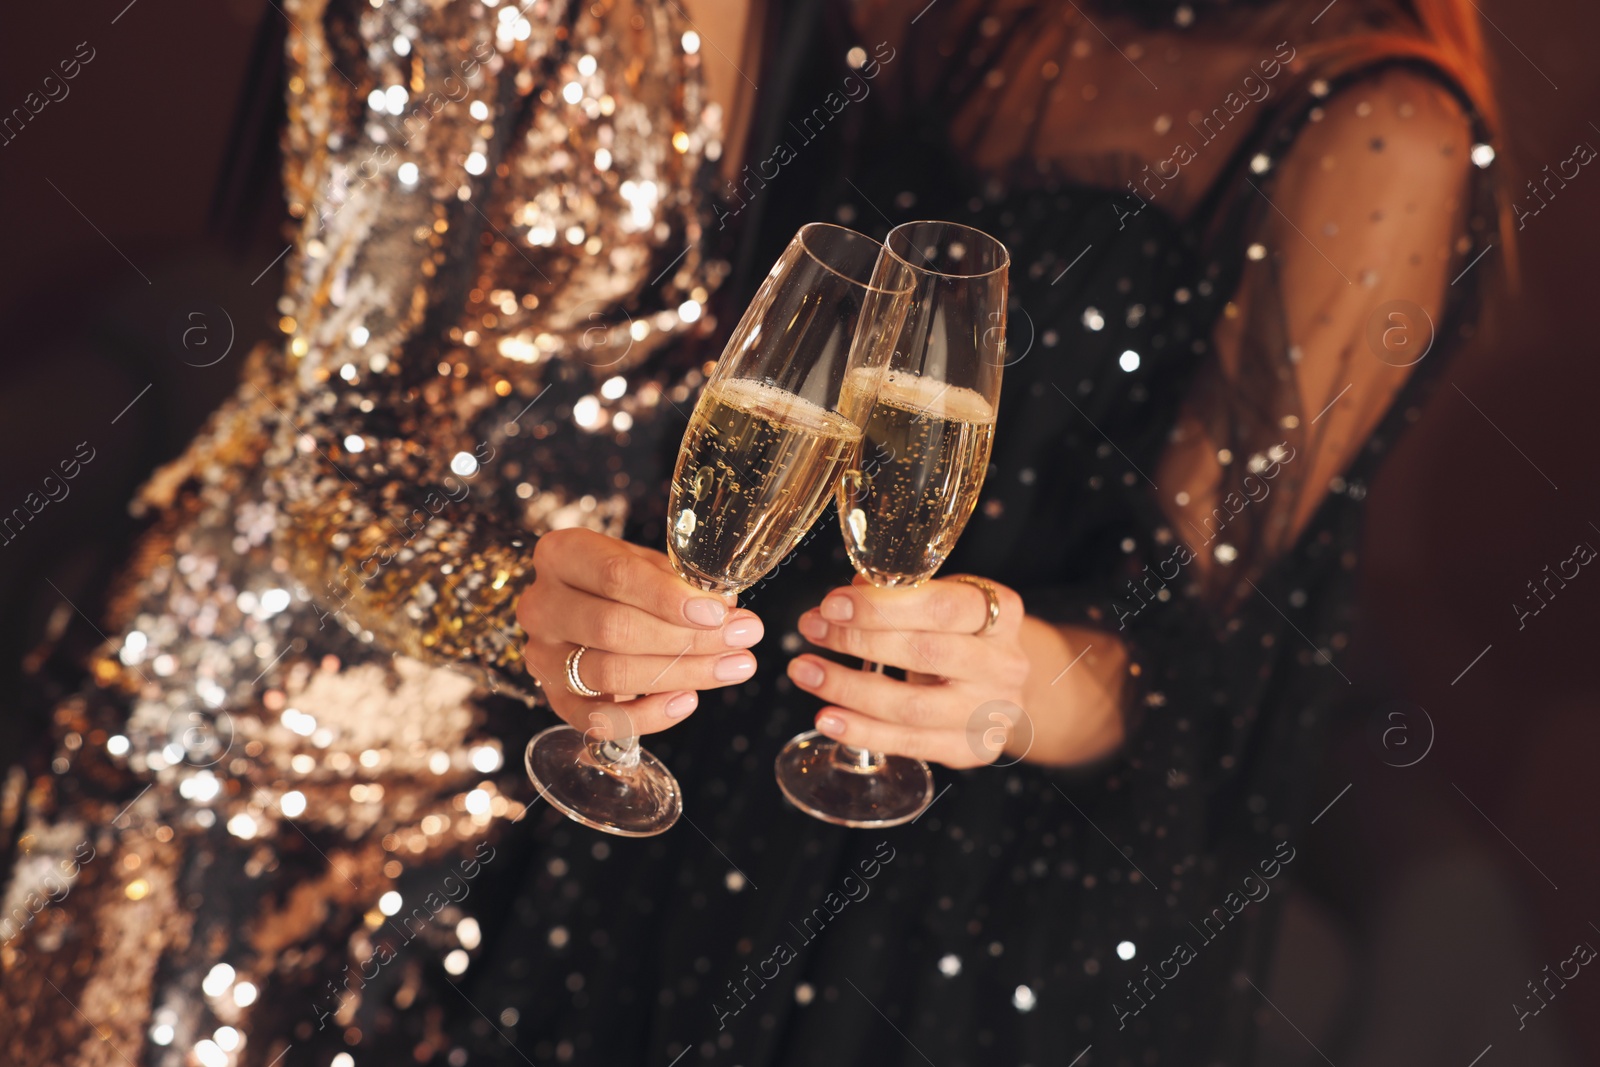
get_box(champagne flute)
[775,220,1009,828]
[525,223,912,837]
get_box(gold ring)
[951,575,1001,635]
[564,645,602,698]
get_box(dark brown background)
[0,2,1594,1063]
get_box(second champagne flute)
[775,220,1009,828]
[524,223,911,837]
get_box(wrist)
[1012,617,1128,767]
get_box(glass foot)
[525,724,682,837]
[774,730,934,828]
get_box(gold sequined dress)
[0,0,726,1062]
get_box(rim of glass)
[796,222,916,294]
[884,219,1011,280]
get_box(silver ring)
[564,645,602,698]
[951,576,1001,635]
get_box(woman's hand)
[787,575,1033,768]
[788,575,1129,768]
[517,528,764,739]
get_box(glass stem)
[591,735,643,773]
[834,661,889,772]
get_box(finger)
[815,575,1021,636]
[786,655,962,730]
[545,688,700,738]
[574,647,758,696]
[627,544,737,602]
[811,706,984,769]
[519,639,566,694]
[797,611,985,679]
[536,528,732,627]
[530,582,763,656]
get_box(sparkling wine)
[669,377,862,592]
[838,370,996,586]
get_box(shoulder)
[1257,63,1478,247]
[1234,62,1485,319]
[1283,65,1475,181]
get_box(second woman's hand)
[516,528,764,740]
[789,574,1130,769]
[787,574,1033,769]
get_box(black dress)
[456,3,1498,1066]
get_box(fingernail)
[723,615,764,648]
[821,595,854,622]
[798,613,829,641]
[817,712,847,737]
[714,653,756,682]
[789,658,825,688]
[665,691,698,719]
[685,598,727,626]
